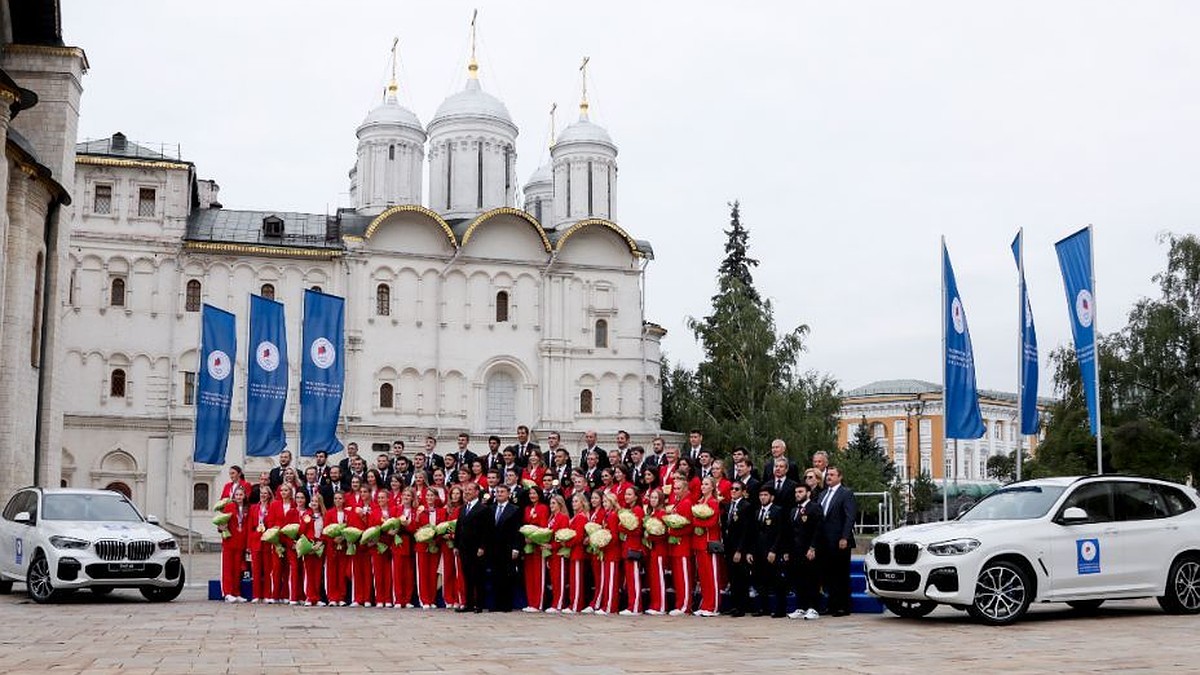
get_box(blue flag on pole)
[1055,226,1100,435]
[943,242,986,439]
[194,304,237,465]
[1011,231,1040,435]
[246,294,288,458]
[300,289,344,457]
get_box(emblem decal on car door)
[1076,538,1100,575]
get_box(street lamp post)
[903,396,927,521]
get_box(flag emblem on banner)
[311,337,336,369]
[207,350,232,380]
[1075,289,1094,328]
[951,298,965,334]
[256,341,281,372]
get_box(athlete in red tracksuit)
[323,491,352,606]
[390,488,416,608]
[247,485,275,603]
[442,486,466,609]
[667,477,695,615]
[219,485,249,601]
[414,490,447,608]
[266,484,302,603]
[692,477,723,616]
[565,493,591,613]
[521,490,550,612]
[618,486,646,614]
[586,493,607,613]
[545,496,572,612]
[643,490,670,615]
[295,492,323,605]
[367,490,394,607]
[348,488,372,606]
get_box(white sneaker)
[618,609,633,616]
[349,602,361,608]
[561,608,574,614]
[235,596,248,603]
[224,595,237,603]
[787,609,804,619]
[404,603,414,609]
[668,609,684,616]
[581,607,594,614]
[645,609,663,616]
[250,598,261,604]
[544,607,559,614]
[316,601,326,607]
[289,600,299,606]
[595,609,607,615]
[522,606,540,613]
[804,608,820,620]
[263,598,274,605]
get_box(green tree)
[833,418,897,523]
[716,200,760,304]
[910,470,936,515]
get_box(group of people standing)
[215,428,857,618]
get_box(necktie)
[759,508,766,523]
[776,479,782,492]
[821,488,833,514]
[495,504,504,524]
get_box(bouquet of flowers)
[587,528,614,558]
[617,509,639,531]
[262,526,281,544]
[360,526,385,553]
[584,522,602,536]
[279,523,301,541]
[381,517,403,533]
[643,516,666,537]
[211,513,232,539]
[691,503,716,535]
[340,526,363,556]
[436,520,456,549]
[520,526,554,556]
[554,528,577,557]
[296,535,317,558]
[662,513,690,545]
[322,523,345,539]
[212,498,232,513]
[415,525,440,553]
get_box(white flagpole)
[1090,224,1103,474]
[187,307,204,587]
[1015,228,1024,483]
[941,237,949,522]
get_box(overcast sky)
[62,1,1198,396]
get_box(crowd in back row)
[215,428,858,619]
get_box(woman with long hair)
[323,490,352,606]
[390,486,417,608]
[266,482,302,604]
[545,494,571,613]
[295,490,323,606]
[618,485,645,615]
[692,476,723,617]
[367,489,394,607]
[583,490,606,613]
[350,485,373,606]
[247,485,274,603]
[640,468,660,504]
[521,487,550,612]
[564,492,591,614]
[643,488,669,615]
[593,492,622,615]
[220,465,252,501]
[666,474,694,616]
[219,484,249,602]
[414,488,447,609]
[522,450,548,488]
[442,484,466,609]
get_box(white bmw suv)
[0,487,185,603]
[866,475,1200,624]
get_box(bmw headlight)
[48,535,90,550]
[157,538,178,551]
[926,538,981,556]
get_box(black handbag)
[706,541,725,555]
[625,550,644,562]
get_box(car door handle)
[1103,528,1119,535]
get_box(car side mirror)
[145,514,160,525]
[1060,506,1089,523]
[13,511,31,524]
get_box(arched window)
[311,285,322,293]
[110,277,126,307]
[105,482,132,498]
[110,369,127,398]
[594,319,608,349]
[260,283,275,300]
[185,279,202,312]
[389,144,395,161]
[580,388,594,414]
[192,483,210,511]
[495,290,509,323]
[376,283,391,316]
[379,383,394,408]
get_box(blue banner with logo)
[194,304,237,465]
[1055,227,1099,435]
[1011,231,1040,435]
[246,294,288,458]
[300,289,344,457]
[942,242,985,439]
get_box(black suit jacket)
[451,449,479,470]
[456,499,492,557]
[337,457,359,477]
[752,504,785,556]
[817,485,856,550]
[580,446,608,469]
[723,497,754,555]
[788,500,823,556]
[482,452,504,474]
[766,477,798,514]
[505,442,542,468]
[584,466,603,490]
[487,501,524,562]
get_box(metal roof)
[186,209,342,250]
[76,133,183,161]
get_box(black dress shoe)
[455,607,471,613]
[830,609,850,617]
[729,610,745,618]
[474,608,483,613]
[752,610,768,617]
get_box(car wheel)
[0,580,13,595]
[883,599,938,618]
[26,553,59,604]
[1157,555,1200,615]
[90,587,114,596]
[968,560,1031,626]
[140,568,185,603]
[1066,599,1104,613]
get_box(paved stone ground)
[1,553,1197,674]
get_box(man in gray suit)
[816,466,856,616]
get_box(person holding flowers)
[414,488,447,608]
[248,485,275,603]
[266,483,302,604]
[642,489,669,615]
[563,493,591,614]
[520,487,551,612]
[441,484,465,609]
[295,490,324,606]
[521,450,547,488]
[346,486,371,607]
[545,494,572,613]
[217,485,248,602]
[610,466,635,503]
[389,486,417,608]
[365,489,394,607]
[617,486,645,615]
[691,476,723,617]
[664,474,694,615]
[583,491,607,613]
[590,492,622,615]
[220,465,252,502]
[322,490,352,606]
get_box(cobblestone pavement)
[0,553,1196,674]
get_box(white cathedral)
[59,49,667,538]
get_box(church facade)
[58,53,667,537]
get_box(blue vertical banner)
[246,294,289,458]
[300,289,345,457]
[1055,226,1100,435]
[1011,231,1040,435]
[194,304,237,465]
[942,242,986,439]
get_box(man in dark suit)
[423,435,445,471]
[731,447,759,482]
[628,446,651,487]
[374,453,395,488]
[301,466,325,507]
[312,451,332,482]
[614,430,634,465]
[337,442,361,477]
[766,457,798,514]
[582,451,603,490]
[785,482,823,620]
[268,449,294,491]
[482,436,504,474]
[683,429,706,463]
[723,480,755,617]
[455,482,491,613]
[748,484,786,617]
[732,458,760,498]
[487,484,524,611]
[579,429,608,469]
[817,466,856,617]
[449,433,477,473]
[768,438,801,482]
[505,425,542,468]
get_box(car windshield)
[42,493,143,522]
[957,485,1067,521]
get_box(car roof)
[1006,475,1192,489]
[20,487,131,497]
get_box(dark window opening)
[496,291,509,323]
[111,369,127,398]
